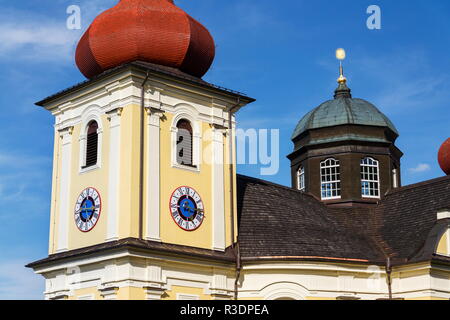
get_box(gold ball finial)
[336,48,346,61]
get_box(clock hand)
[182,203,204,213]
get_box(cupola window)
[84,121,99,168]
[297,166,305,192]
[320,158,341,200]
[361,157,380,198]
[176,119,194,166]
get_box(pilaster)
[106,108,123,242]
[145,107,165,242]
[56,127,73,253]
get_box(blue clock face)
[75,187,101,232]
[170,186,204,231]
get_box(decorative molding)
[56,129,72,253]
[46,290,70,300]
[211,126,226,251]
[106,109,122,242]
[260,282,309,301]
[105,81,121,94]
[107,107,123,119]
[79,164,101,175]
[145,284,167,300]
[79,105,103,172]
[99,286,119,300]
[210,274,233,299]
[145,110,164,242]
[176,293,200,300]
[437,209,450,220]
[170,104,202,172]
[34,251,450,301]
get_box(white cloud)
[354,51,450,113]
[0,10,79,63]
[408,163,431,174]
[0,260,44,300]
[0,1,116,63]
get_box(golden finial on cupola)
[334,48,352,99]
[336,48,347,84]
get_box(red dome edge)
[438,138,450,175]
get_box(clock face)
[74,187,101,232]
[169,186,204,231]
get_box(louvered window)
[85,121,98,168]
[176,119,194,166]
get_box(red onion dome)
[438,138,450,175]
[75,0,215,79]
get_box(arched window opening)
[85,121,99,168]
[361,157,380,198]
[176,119,193,166]
[297,166,305,192]
[320,158,341,200]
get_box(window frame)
[79,106,103,174]
[84,120,99,169]
[176,119,194,167]
[297,166,305,192]
[360,157,381,199]
[170,107,201,173]
[320,158,341,200]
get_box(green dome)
[292,91,398,140]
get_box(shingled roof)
[374,175,450,263]
[236,174,450,266]
[236,175,385,264]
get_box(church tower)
[288,49,403,207]
[28,0,254,300]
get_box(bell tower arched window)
[320,158,341,200]
[361,157,380,198]
[176,119,193,166]
[85,121,99,168]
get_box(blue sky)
[0,0,448,299]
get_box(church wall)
[238,261,390,300]
[35,253,450,300]
[117,104,141,240]
[390,263,450,299]
[46,70,139,254]
[239,261,450,300]
[44,68,240,255]
[35,250,236,300]
[158,113,214,249]
[163,286,212,300]
[67,113,111,250]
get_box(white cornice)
[41,68,249,117]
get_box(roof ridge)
[385,175,450,196]
[236,174,320,201]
